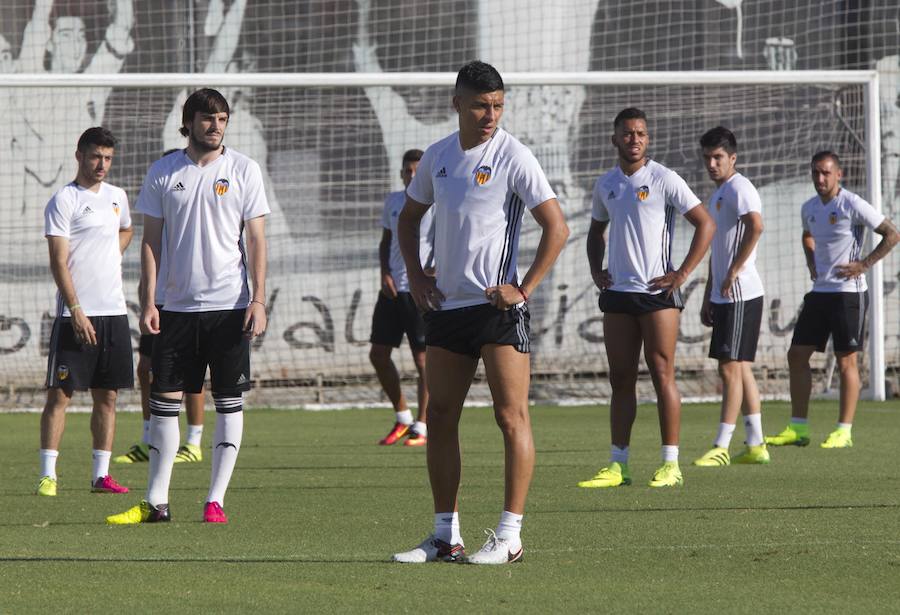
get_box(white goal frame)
[5,70,883,400]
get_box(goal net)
[0,69,886,406]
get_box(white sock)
[146,395,181,507]
[207,403,243,506]
[40,449,59,480]
[496,511,523,551]
[610,445,629,464]
[662,445,679,463]
[187,424,204,447]
[714,422,736,449]
[837,422,852,432]
[412,421,427,437]
[744,413,764,446]
[434,511,462,545]
[395,409,414,425]
[141,420,151,445]
[92,450,111,481]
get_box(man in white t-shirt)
[766,152,899,449]
[392,61,569,565]
[579,107,714,490]
[693,127,769,468]
[107,89,269,525]
[370,148,435,447]
[38,127,134,498]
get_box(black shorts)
[152,309,251,396]
[708,297,764,361]
[792,291,868,353]
[45,315,134,391]
[424,303,530,358]
[599,289,684,315]
[369,292,426,350]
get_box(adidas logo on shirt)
[172,182,185,191]
[81,206,94,216]
[436,167,447,178]
[607,190,616,200]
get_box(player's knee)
[787,346,811,368]
[646,354,675,381]
[717,360,741,381]
[609,368,638,391]
[493,404,529,433]
[369,345,391,367]
[836,353,858,374]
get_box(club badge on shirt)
[829,212,837,225]
[112,202,120,216]
[475,165,492,185]
[716,197,722,211]
[637,185,650,201]
[214,178,230,196]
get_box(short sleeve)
[849,193,885,229]
[118,190,132,229]
[241,160,271,220]
[406,148,435,205]
[135,167,164,219]
[380,196,392,230]
[664,170,701,215]
[510,148,556,209]
[800,203,810,232]
[733,179,762,217]
[44,192,73,238]
[591,179,609,222]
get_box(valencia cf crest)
[214,178,230,196]
[112,202,120,216]
[829,212,837,225]
[715,198,722,211]
[475,165,492,185]
[57,364,69,381]
[637,185,650,201]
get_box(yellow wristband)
[69,304,81,312]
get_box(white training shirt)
[406,128,557,311]
[707,173,764,304]
[591,159,701,293]
[381,190,435,293]
[44,181,131,317]
[801,188,885,293]
[136,148,270,312]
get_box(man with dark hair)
[371,148,433,447]
[38,126,134,497]
[766,151,899,449]
[392,60,569,564]
[579,107,714,489]
[107,88,269,525]
[694,127,769,468]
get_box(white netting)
[0,0,897,406]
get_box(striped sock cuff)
[149,394,182,417]
[213,395,243,414]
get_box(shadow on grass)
[0,556,387,563]
[536,502,900,514]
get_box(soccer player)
[371,148,434,447]
[766,152,899,449]
[114,150,206,466]
[38,127,133,497]
[693,127,769,467]
[391,61,569,565]
[578,107,714,489]
[107,88,269,525]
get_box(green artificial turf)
[1,401,899,613]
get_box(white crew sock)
[662,445,679,463]
[92,450,111,481]
[146,395,181,507]
[496,511,523,552]
[395,409,414,425]
[412,421,427,437]
[714,422,737,449]
[434,511,462,545]
[744,413,764,446]
[186,424,204,447]
[610,445,629,464]
[207,400,244,506]
[837,422,852,432]
[40,449,59,480]
[141,420,151,445]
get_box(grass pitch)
[1,400,899,613]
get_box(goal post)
[0,70,886,404]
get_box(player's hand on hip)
[140,305,160,335]
[244,302,267,338]
[484,284,523,310]
[834,261,867,280]
[381,272,398,299]
[72,310,97,346]
[649,269,687,297]
[592,269,612,291]
[409,273,444,312]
